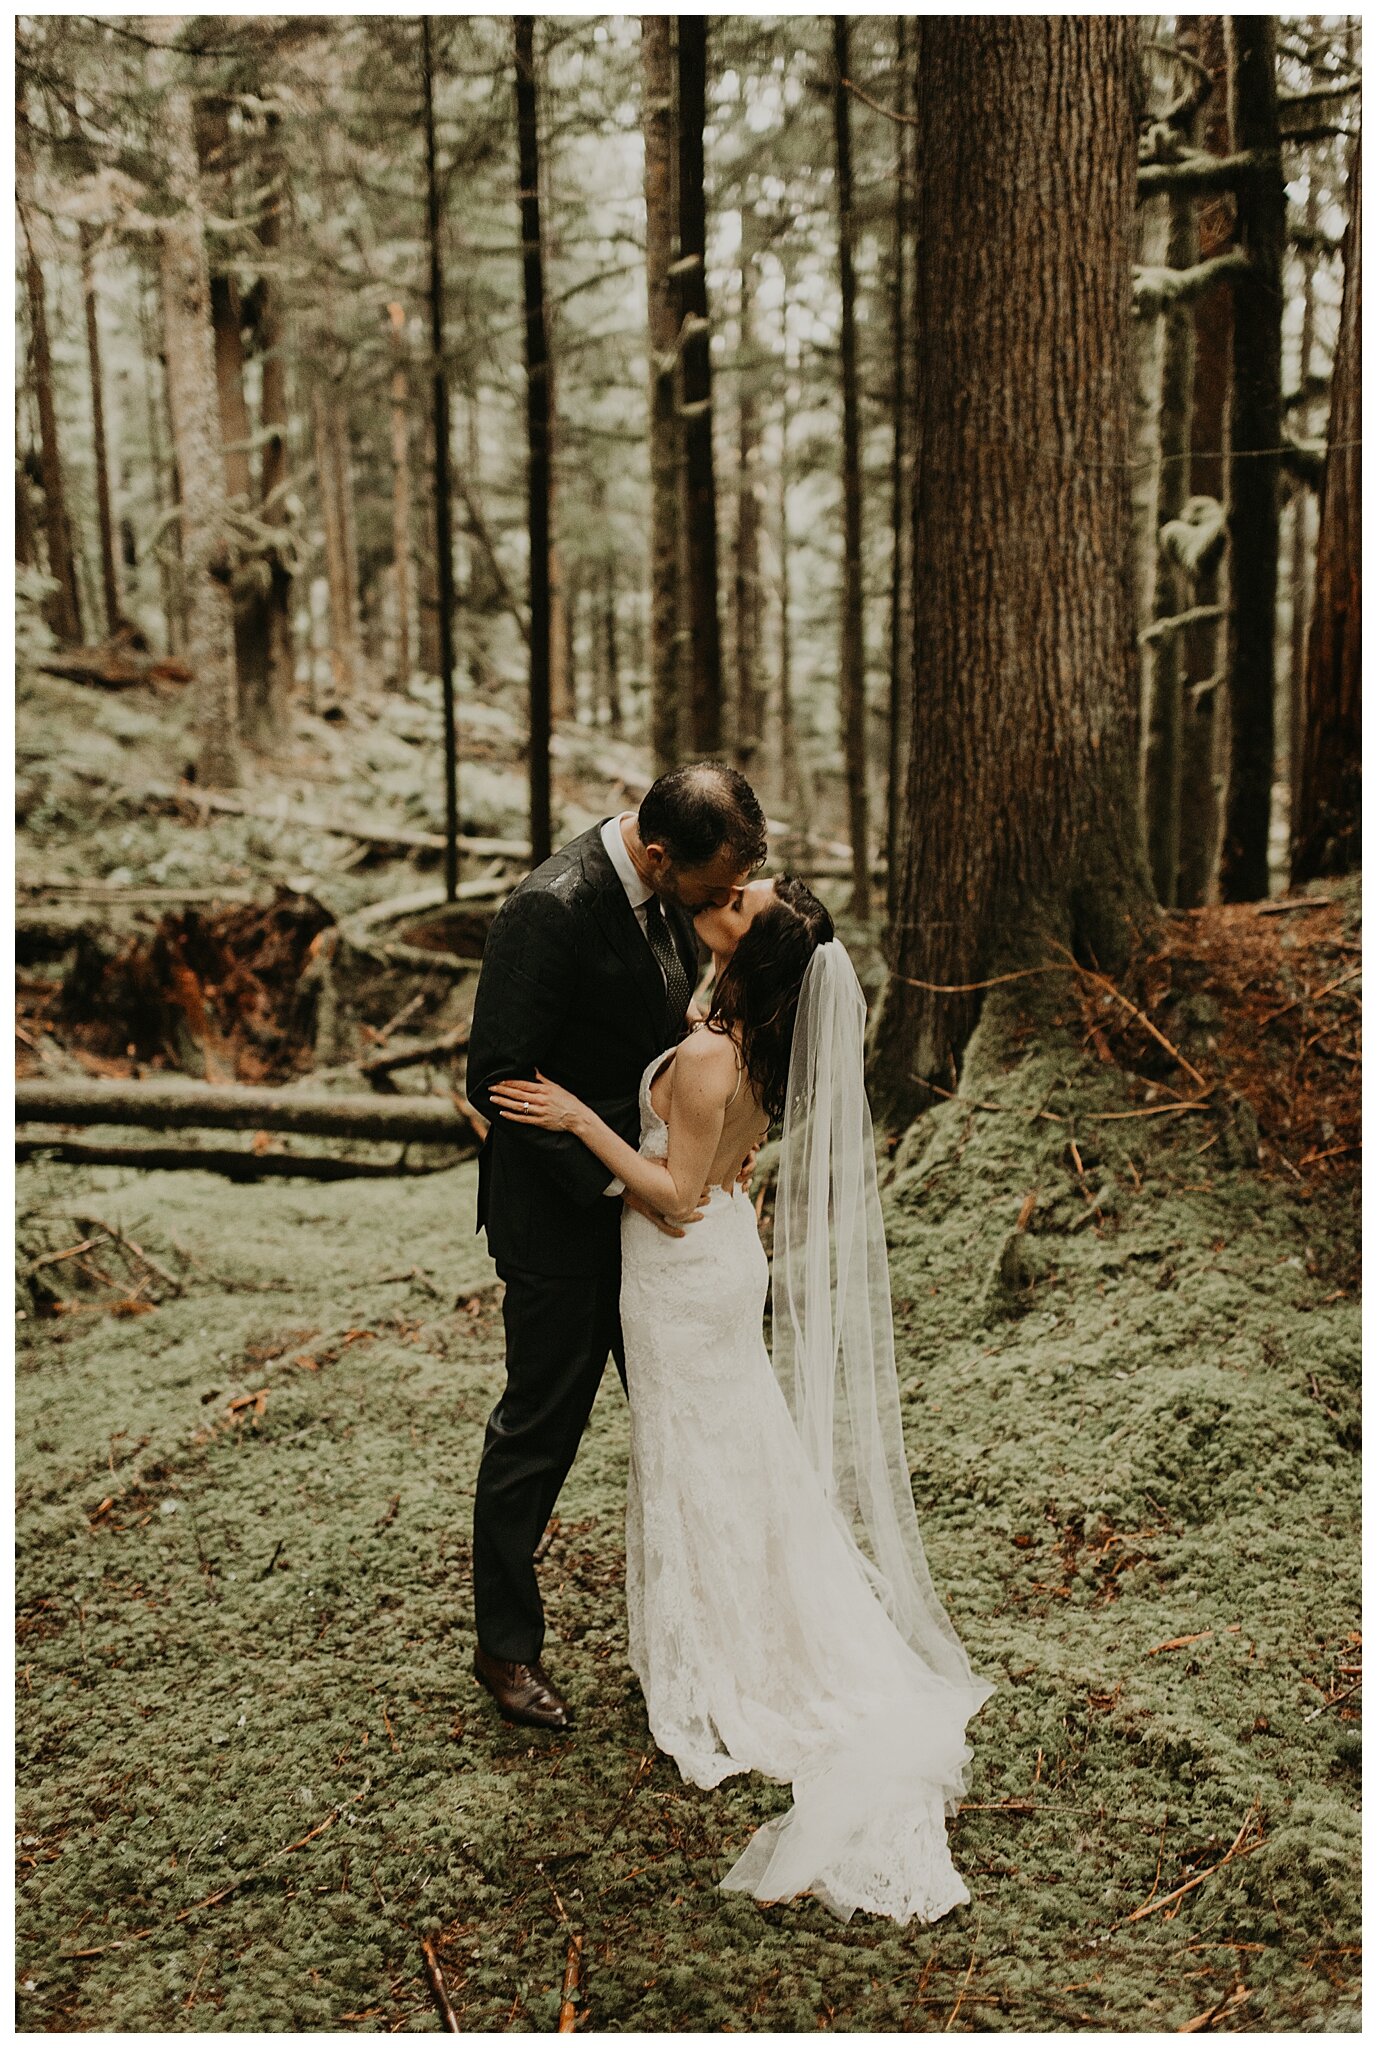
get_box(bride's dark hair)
[705,875,834,1122]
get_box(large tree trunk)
[642,14,680,775]
[1218,17,1284,900]
[832,17,870,920]
[872,18,1154,1118]
[514,16,552,864]
[676,15,724,756]
[388,300,414,688]
[731,208,762,769]
[1176,14,1231,908]
[153,29,240,786]
[17,61,83,645]
[79,225,121,637]
[1291,135,1360,883]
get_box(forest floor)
[14,668,1361,2032]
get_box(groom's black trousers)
[471,1255,627,1665]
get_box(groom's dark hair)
[638,762,767,871]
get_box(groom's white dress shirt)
[599,812,666,1198]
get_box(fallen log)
[347,876,507,932]
[16,1077,473,1144]
[15,1137,468,1181]
[360,1021,471,1079]
[17,879,256,907]
[142,780,530,861]
[37,647,193,690]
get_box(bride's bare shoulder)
[672,1024,741,1096]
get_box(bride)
[489,875,994,1926]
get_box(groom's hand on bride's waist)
[622,1189,704,1238]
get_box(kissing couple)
[465,764,994,1925]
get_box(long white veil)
[771,939,986,1700]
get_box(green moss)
[15,977,1360,2029]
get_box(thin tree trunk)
[423,15,461,900]
[886,16,914,937]
[388,300,413,688]
[313,388,354,702]
[1143,66,1203,907]
[79,225,121,637]
[832,17,870,919]
[1177,14,1231,908]
[255,122,292,741]
[732,208,761,769]
[604,560,622,733]
[16,446,37,568]
[333,395,362,670]
[872,17,1154,1118]
[137,259,186,655]
[1218,17,1284,900]
[1288,127,1320,796]
[535,37,570,726]
[418,450,442,679]
[676,15,724,756]
[776,292,809,856]
[1291,134,1360,882]
[17,60,83,644]
[514,16,552,864]
[643,15,680,774]
[153,26,240,786]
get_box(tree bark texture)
[887,15,915,937]
[423,15,461,899]
[1142,64,1203,907]
[17,60,83,645]
[642,14,680,774]
[732,210,763,768]
[195,93,286,741]
[388,301,414,687]
[1176,14,1232,908]
[1218,16,1284,900]
[603,562,622,732]
[79,225,122,637]
[1291,135,1360,883]
[138,258,188,656]
[872,17,1154,1118]
[254,122,293,743]
[676,15,724,756]
[1288,142,1320,791]
[515,15,553,863]
[154,33,241,786]
[313,386,357,701]
[832,17,870,919]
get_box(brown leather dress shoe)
[473,1645,572,1731]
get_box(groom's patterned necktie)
[643,896,692,1032]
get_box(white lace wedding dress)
[620,1047,995,1925]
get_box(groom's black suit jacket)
[467,821,700,1278]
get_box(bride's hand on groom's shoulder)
[489,1071,586,1135]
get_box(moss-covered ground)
[16,881,1361,2031]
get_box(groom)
[465,762,768,1730]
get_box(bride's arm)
[489,1032,733,1222]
